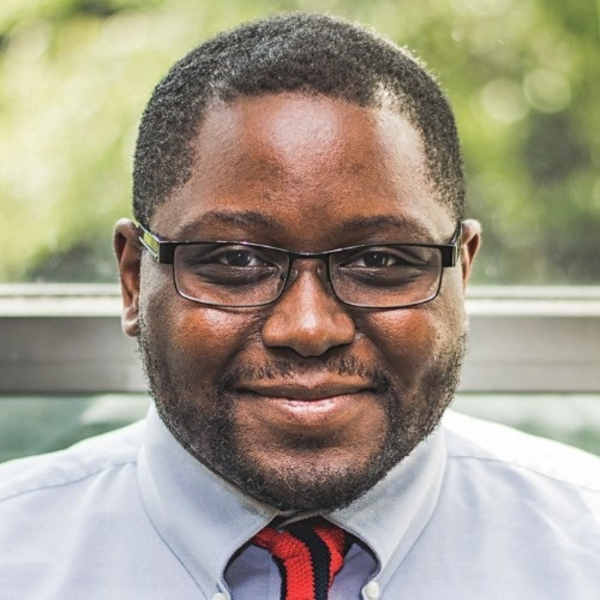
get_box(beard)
[138,312,467,513]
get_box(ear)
[459,219,481,289]
[114,219,142,337]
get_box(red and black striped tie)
[252,518,349,600]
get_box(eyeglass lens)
[172,242,444,308]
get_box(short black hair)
[133,13,464,226]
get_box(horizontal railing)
[1,284,599,394]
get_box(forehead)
[152,93,454,247]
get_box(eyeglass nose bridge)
[283,252,336,298]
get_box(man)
[1,13,599,600]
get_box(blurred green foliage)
[0,0,599,284]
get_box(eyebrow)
[175,210,281,238]
[338,215,433,240]
[173,210,435,241]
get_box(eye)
[175,243,286,288]
[181,244,278,269]
[351,250,400,268]
[335,245,440,290]
[213,247,269,267]
[343,246,430,269]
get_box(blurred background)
[0,0,599,286]
[1,0,599,462]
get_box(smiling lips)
[238,379,378,428]
[242,380,375,401]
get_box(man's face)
[116,93,479,512]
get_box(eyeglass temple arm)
[135,222,177,263]
[441,222,462,267]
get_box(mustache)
[219,354,392,392]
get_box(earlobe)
[459,219,482,289]
[114,219,142,337]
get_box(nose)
[261,261,356,357]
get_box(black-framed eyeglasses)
[137,222,462,309]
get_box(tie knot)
[252,518,349,600]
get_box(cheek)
[171,306,266,385]
[357,299,465,388]
[141,266,261,383]
[359,310,440,374]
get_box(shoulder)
[0,420,145,505]
[433,411,600,587]
[442,410,600,494]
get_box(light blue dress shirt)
[1,405,599,599]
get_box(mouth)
[234,378,380,432]
[240,379,375,401]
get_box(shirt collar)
[138,404,447,596]
[330,428,447,588]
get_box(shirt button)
[213,593,227,600]
[364,580,380,599]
